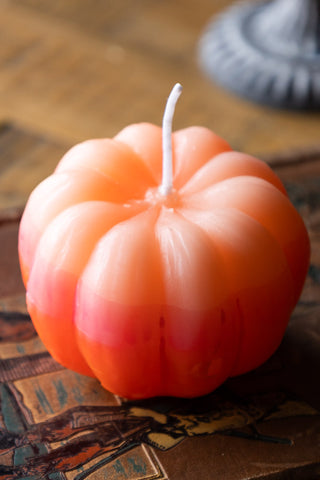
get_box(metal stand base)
[198,0,320,110]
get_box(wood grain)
[0,123,68,209]
[0,0,319,178]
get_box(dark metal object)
[198,0,320,110]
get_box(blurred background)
[0,0,320,210]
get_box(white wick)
[159,83,183,196]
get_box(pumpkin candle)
[18,84,310,399]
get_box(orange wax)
[18,85,310,399]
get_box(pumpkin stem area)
[159,83,182,197]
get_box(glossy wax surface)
[18,124,310,399]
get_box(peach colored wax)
[18,84,310,399]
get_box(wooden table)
[0,1,319,479]
[1,0,320,211]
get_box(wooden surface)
[1,0,320,211]
[0,1,320,479]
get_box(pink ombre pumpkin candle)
[18,84,310,399]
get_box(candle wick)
[159,83,183,196]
